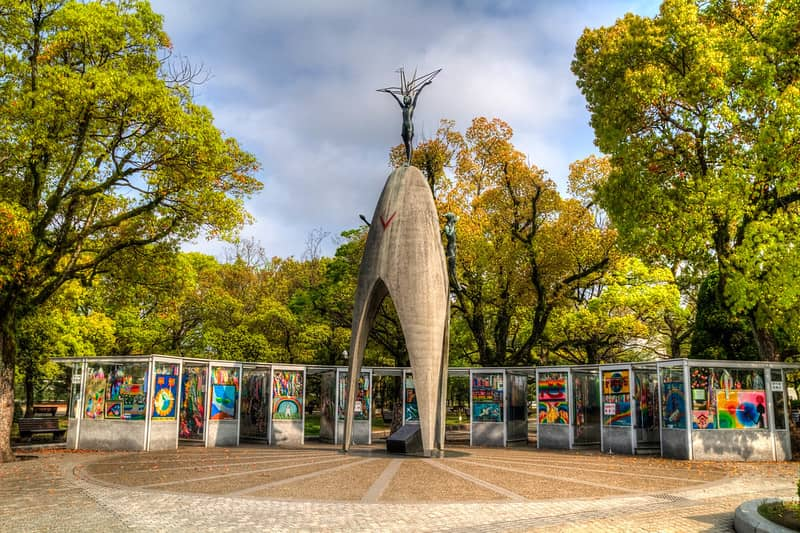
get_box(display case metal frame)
[469,368,506,447]
[206,360,243,448]
[239,364,272,444]
[147,355,184,451]
[269,365,307,447]
[53,356,800,461]
[64,355,156,451]
[658,358,800,461]
[535,366,575,450]
[335,368,373,445]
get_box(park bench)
[33,405,58,416]
[18,417,66,441]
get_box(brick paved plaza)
[0,443,795,532]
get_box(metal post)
[176,359,183,450]
[566,369,573,450]
[657,365,663,458]
[630,366,637,454]
[235,363,242,447]
[203,362,211,448]
[74,359,87,450]
[683,361,692,460]
[367,369,373,445]
[144,357,154,451]
[300,367,306,446]
[469,369,474,447]
[267,368,274,446]
[503,370,508,447]
[535,369,540,449]
[334,368,342,445]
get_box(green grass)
[759,501,800,530]
[304,414,321,436]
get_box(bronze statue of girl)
[378,68,441,164]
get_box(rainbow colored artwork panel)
[473,401,502,422]
[662,381,686,429]
[152,374,178,420]
[272,370,304,420]
[692,410,714,429]
[405,387,418,421]
[603,399,631,426]
[538,373,567,402]
[273,398,302,420]
[273,370,303,399]
[105,400,122,419]
[122,394,146,420]
[538,401,569,424]
[84,369,106,419]
[716,391,767,429]
[210,384,236,420]
[337,372,370,421]
[603,370,630,395]
[405,374,418,421]
[472,374,503,403]
[179,366,206,440]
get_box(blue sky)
[149,0,660,259]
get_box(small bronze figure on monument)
[378,67,441,164]
[443,212,463,293]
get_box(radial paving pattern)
[78,443,743,504]
[3,444,798,531]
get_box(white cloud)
[154,0,661,259]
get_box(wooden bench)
[33,405,58,417]
[18,418,66,441]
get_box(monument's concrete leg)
[436,310,450,453]
[343,166,449,457]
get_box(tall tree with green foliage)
[690,270,760,360]
[16,279,115,416]
[0,1,260,462]
[99,248,218,356]
[393,119,615,366]
[548,257,685,364]
[573,0,800,361]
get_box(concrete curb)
[734,498,795,532]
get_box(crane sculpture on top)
[378,67,441,164]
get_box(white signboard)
[604,403,616,416]
[771,381,784,392]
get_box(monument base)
[386,424,422,455]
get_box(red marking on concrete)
[380,212,396,230]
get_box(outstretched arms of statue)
[411,80,432,108]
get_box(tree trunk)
[749,312,779,361]
[670,335,682,360]
[24,360,34,418]
[0,309,17,463]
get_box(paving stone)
[0,444,794,532]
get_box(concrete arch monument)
[343,69,448,457]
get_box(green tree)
[393,119,615,366]
[16,280,115,415]
[573,0,800,360]
[548,257,685,364]
[0,1,260,462]
[297,228,412,367]
[568,155,695,358]
[99,248,218,356]
[690,270,760,360]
